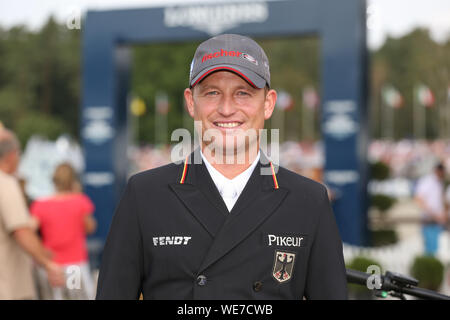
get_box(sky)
[0,0,449,49]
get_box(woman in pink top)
[31,163,97,299]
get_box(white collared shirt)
[200,150,260,212]
[415,172,444,218]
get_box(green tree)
[0,17,80,146]
[371,29,450,140]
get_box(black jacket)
[96,151,347,299]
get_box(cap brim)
[190,64,266,89]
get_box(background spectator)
[414,163,448,255]
[31,162,96,299]
[0,127,64,299]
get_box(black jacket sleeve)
[96,176,144,299]
[304,186,348,299]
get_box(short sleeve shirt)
[0,170,36,299]
[30,193,94,264]
[415,173,444,219]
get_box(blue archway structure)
[81,0,369,260]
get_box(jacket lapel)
[197,156,289,273]
[169,150,228,238]
[194,158,230,217]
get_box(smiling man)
[96,34,347,300]
[185,70,272,172]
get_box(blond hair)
[53,162,78,192]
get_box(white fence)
[343,231,450,294]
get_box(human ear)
[264,89,277,120]
[184,88,195,118]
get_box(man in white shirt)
[414,162,448,255]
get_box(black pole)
[346,268,450,300]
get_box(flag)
[416,84,434,107]
[302,86,319,109]
[381,85,403,108]
[156,92,170,115]
[275,90,294,111]
[130,97,146,116]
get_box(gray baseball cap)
[189,34,270,89]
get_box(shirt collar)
[200,149,260,197]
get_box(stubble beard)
[202,129,260,165]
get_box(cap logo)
[201,49,242,63]
[242,53,258,65]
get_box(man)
[415,162,448,255]
[0,127,64,299]
[96,34,347,299]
